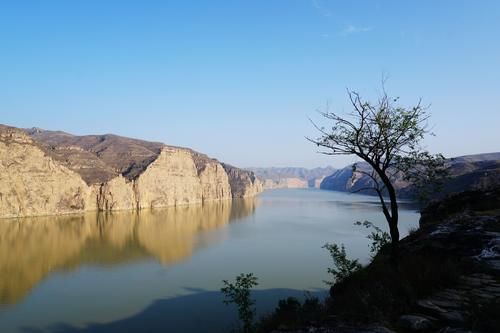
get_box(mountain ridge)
[0,124,262,218]
[320,152,500,199]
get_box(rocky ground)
[396,210,500,332]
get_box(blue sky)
[1,1,499,168]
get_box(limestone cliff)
[192,151,233,201]
[0,125,94,218]
[0,124,261,218]
[134,147,203,208]
[222,163,263,198]
[94,175,135,211]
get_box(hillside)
[258,188,500,332]
[320,153,500,199]
[0,124,262,218]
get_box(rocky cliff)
[320,153,500,199]
[0,124,262,218]
[0,125,95,218]
[222,163,263,197]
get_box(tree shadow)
[21,288,327,333]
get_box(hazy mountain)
[249,166,336,189]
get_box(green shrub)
[354,221,391,255]
[323,243,362,285]
[221,273,259,333]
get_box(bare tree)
[308,88,446,261]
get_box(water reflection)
[0,199,256,305]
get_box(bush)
[221,273,259,333]
[354,221,391,256]
[323,243,362,285]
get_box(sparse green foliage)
[221,273,259,333]
[323,243,362,285]
[354,220,391,255]
[395,151,448,203]
[309,86,446,260]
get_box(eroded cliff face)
[94,176,135,211]
[222,163,263,198]
[0,126,94,218]
[197,159,233,202]
[0,124,261,218]
[134,147,204,208]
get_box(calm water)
[0,189,419,333]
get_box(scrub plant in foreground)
[221,273,259,333]
[323,243,362,285]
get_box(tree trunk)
[389,218,400,267]
[380,172,400,266]
[368,164,400,265]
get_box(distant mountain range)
[249,166,336,189]
[320,152,500,199]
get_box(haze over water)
[0,189,419,333]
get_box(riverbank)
[260,189,500,333]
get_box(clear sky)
[1,1,499,168]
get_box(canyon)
[0,124,262,218]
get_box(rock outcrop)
[419,188,500,226]
[398,190,500,332]
[0,125,94,218]
[222,163,263,197]
[0,124,261,218]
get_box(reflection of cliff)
[0,199,256,305]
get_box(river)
[0,189,419,333]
